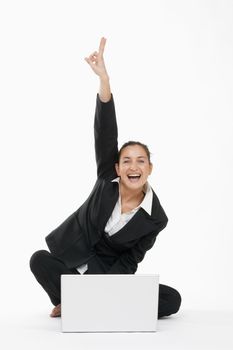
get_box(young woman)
[30,37,181,318]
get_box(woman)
[30,37,181,318]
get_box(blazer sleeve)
[94,93,119,179]
[106,219,168,274]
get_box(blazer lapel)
[98,181,119,232]
[108,208,157,244]
[96,181,164,244]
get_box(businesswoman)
[30,37,182,318]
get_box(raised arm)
[85,38,118,179]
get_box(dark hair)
[117,141,152,164]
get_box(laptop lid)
[61,274,159,333]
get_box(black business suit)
[30,93,181,318]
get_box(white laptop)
[61,274,159,333]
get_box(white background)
[0,0,232,336]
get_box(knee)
[168,286,182,315]
[29,249,50,274]
[159,284,182,317]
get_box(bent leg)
[29,250,78,306]
[158,284,182,318]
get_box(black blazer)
[45,93,168,273]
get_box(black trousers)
[30,250,182,319]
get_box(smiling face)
[115,145,153,191]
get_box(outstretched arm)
[85,38,118,179]
[85,37,111,102]
[106,215,168,274]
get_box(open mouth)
[127,174,141,183]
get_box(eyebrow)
[122,156,147,159]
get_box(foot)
[50,303,61,317]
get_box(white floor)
[1,309,232,350]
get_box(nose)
[129,162,139,171]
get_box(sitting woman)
[30,37,182,319]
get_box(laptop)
[61,274,159,333]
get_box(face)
[115,145,153,191]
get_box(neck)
[119,181,145,203]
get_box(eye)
[123,160,129,164]
[138,160,145,163]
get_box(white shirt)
[76,177,153,274]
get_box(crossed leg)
[30,250,182,318]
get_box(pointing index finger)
[99,37,107,56]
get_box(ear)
[149,163,153,175]
[115,163,120,176]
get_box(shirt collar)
[111,177,153,216]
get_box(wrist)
[99,73,109,82]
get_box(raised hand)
[85,37,109,79]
